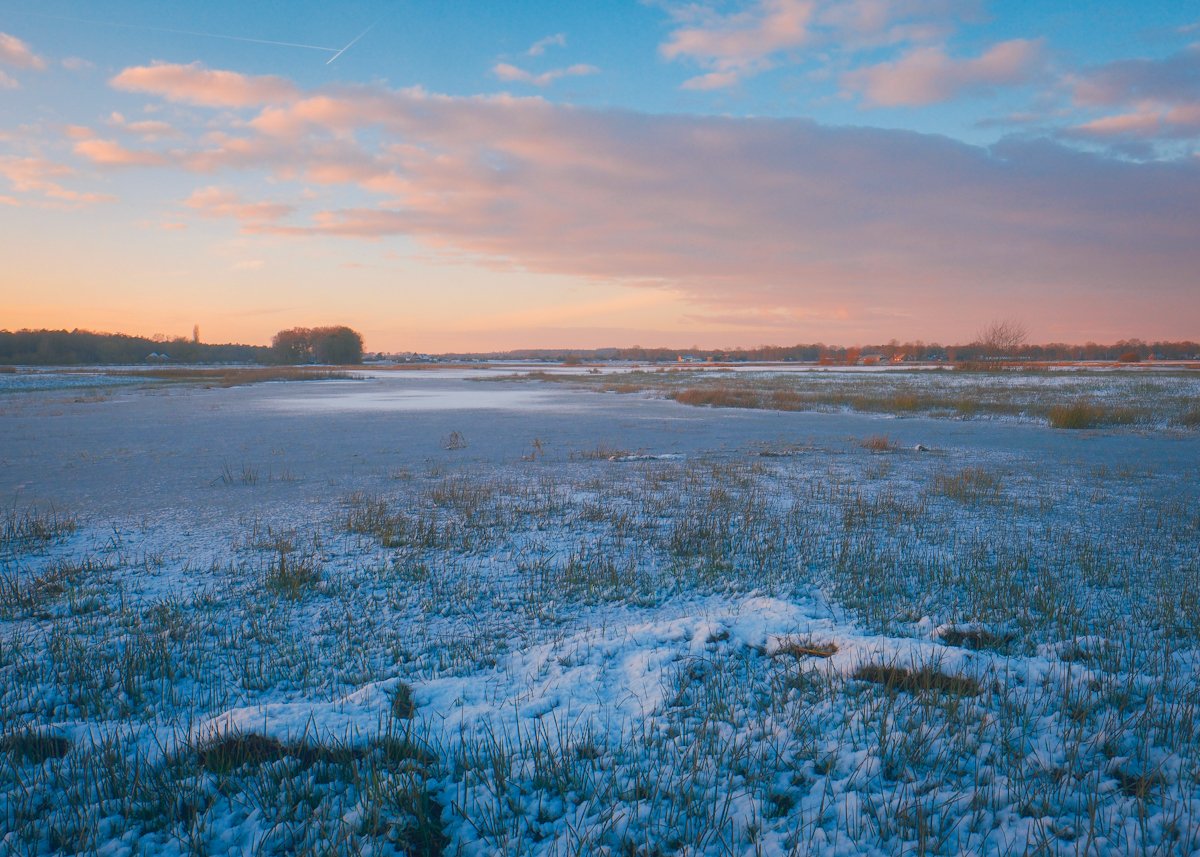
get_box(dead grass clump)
[936,625,1014,651]
[392,682,417,719]
[196,732,434,774]
[572,444,633,461]
[671,387,762,409]
[1175,407,1200,428]
[1,506,77,551]
[441,431,468,450]
[1048,402,1140,429]
[264,549,321,599]
[860,435,895,452]
[0,731,71,763]
[773,638,839,659]
[1110,766,1164,800]
[853,663,981,696]
[932,467,1003,502]
[122,367,353,387]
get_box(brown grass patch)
[671,387,762,409]
[853,663,981,696]
[773,638,839,659]
[860,435,896,452]
[1047,402,1140,429]
[114,367,354,387]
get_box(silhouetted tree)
[270,326,364,364]
[976,319,1029,357]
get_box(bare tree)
[976,319,1029,357]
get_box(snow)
[1,367,1199,855]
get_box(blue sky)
[1,1,1198,349]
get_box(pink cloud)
[74,138,167,167]
[844,38,1044,106]
[99,66,1200,332]
[184,186,293,224]
[661,0,815,88]
[0,70,17,90]
[0,32,46,70]
[1067,46,1200,144]
[493,62,599,87]
[658,0,978,89]
[111,62,298,107]
[0,156,113,205]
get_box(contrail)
[33,12,341,54]
[325,20,378,64]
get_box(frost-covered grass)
[494,367,1200,429]
[2,416,1199,856]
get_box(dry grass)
[111,367,354,387]
[853,663,981,696]
[772,638,839,659]
[936,626,1015,651]
[931,467,1003,502]
[0,731,71,763]
[1047,401,1140,429]
[441,431,468,450]
[860,435,896,452]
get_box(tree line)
[0,326,364,366]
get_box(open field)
[2,367,1199,855]
[492,365,1200,430]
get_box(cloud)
[111,62,298,107]
[62,57,95,72]
[1073,44,1200,107]
[0,70,16,90]
[527,33,567,57]
[658,0,978,89]
[492,62,599,87]
[101,67,1200,330]
[1066,45,1200,143]
[74,138,168,166]
[0,156,113,205]
[0,32,46,70]
[843,39,1044,106]
[661,0,815,88]
[184,186,294,224]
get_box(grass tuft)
[1048,402,1139,429]
[0,731,71,763]
[853,663,981,696]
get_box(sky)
[0,0,1198,352]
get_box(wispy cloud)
[74,138,168,166]
[0,31,46,70]
[111,62,298,107]
[493,62,599,87]
[660,0,814,89]
[185,186,294,225]
[1065,44,1200,143]
[0,155,112,206]
[658,0,981,90]
[527,33,567,57]
[843,39,1045,106]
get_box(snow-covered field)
[2,368,1199,855]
